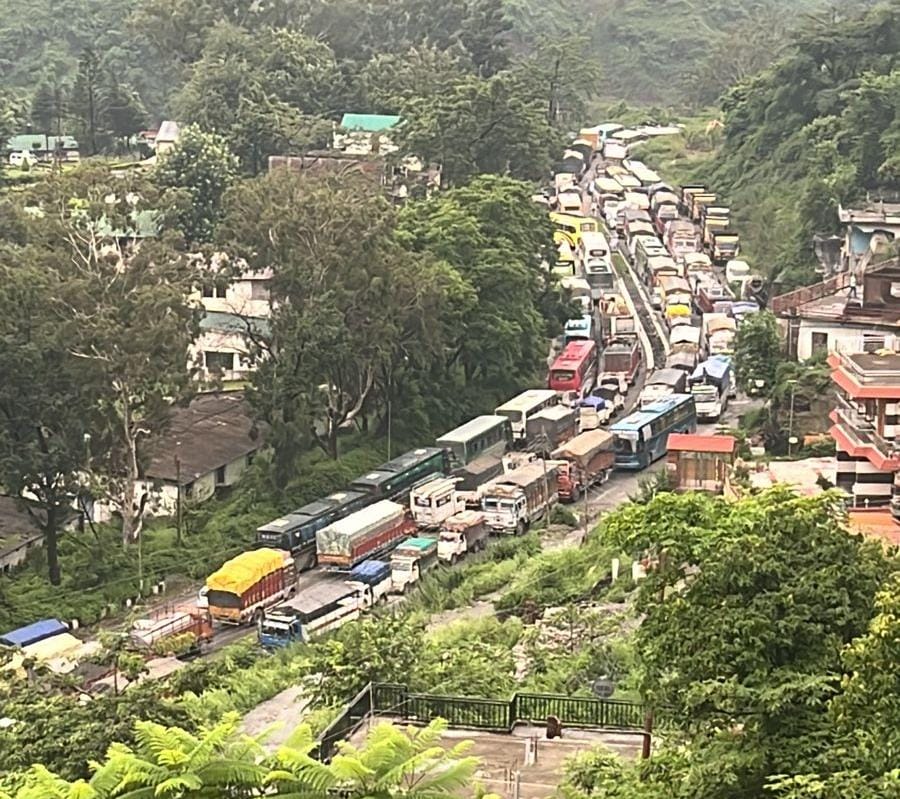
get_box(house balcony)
[830,407,900,472]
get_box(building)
[155,121,180,155]
[838,201,900,272]
[828,349,900,506]
[773,254,900,361]
[5,133,80,162]
[666,434,736,493]
[139,393,266,514]
[333,113,401,156]
[191,312,270,384]
[0,497,44,574]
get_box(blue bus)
[610,394,697,470]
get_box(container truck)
[600,335,641,392]
[316,500,414,570]
[481,460,558,534]
[390,537,439,593]
[437,511,490,564]
[410,477,465,529]
[711,232,740,265]
[689,356,734,421]
[551,429,615,502]
[205,549,297,625]
[526,404,577,453]
[258,580,370,648]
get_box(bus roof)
[295,490,368,519]
[495,389,558,415]
[550,340,596,369]
[437,415,509,445]
[610,394,693,432]
[257,512,313,535]
[380,447,444,474]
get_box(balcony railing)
[833,406,900,463]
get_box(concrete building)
[838,201,900,272]
[828,349,900,507]
[666,434,736,493]
[140,393,266,514]
[333,113,400,156]
[773,255,900,361]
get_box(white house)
[333,113,400,156]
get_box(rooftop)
[668,434,736,454]
[437,415,508,443]
[339,114,400,132]
[847,508,900,547]
[6,133,79,152]
[142,393,266,484]
[747,457,836,496]
[828,351,900,398]
[156,120,180,143]
[838,201,900,226]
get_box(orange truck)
[205,548,297,625]
[552,430,615,502]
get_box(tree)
[732,310,782,395]
[219,169,463,472]
[458,0,512,77]
[28,168,201,543]
[602,489,887,798]
[358,47,466,114]
[154,124,239,244]
[174,24,337,173]
[0,255,98,585]
[397,71,555,186]
[102,79,146,149]
[70,48,104,155]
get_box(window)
[204,351,235,372]
[201,284,227,298]
[250,282,270,301]
[891,282,900,298]
[811,332,828,354]
[863,334,885,353]
[215,465,227,486]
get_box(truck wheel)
[516,520,526,536]
[571,486,581,503]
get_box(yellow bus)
[550,212,598,250]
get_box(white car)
[650,286,663,310]
[9,150,37,167]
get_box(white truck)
[389,537,439,594]
[688,356,734,421]
[437,510,490,564]
[481,460,559,535]
[410,477,464,529]
[703,313,737,356]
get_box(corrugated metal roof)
[339,114,400,132]
[0,618,67,648]
[437,415,509,444]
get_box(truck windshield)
[392,561,412,572]
[439,532,460,541]
[260,620,290,635]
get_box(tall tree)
[0,255,98,585]
[70,48,104,155]
[29,168,201,543]
[733,310,782,395]
[102,78,146,150]
[458,0,512,77]
[154,124,239,244]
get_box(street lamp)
[175,440,183,546]
[786,380,798,456]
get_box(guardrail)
[313,682,647,761]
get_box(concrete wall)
[190,329,255,382]
[193,276,271,319]
[796,322,896,362]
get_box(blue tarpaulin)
[0,618,67,648]
[349,559,391,585]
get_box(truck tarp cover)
[553,430,614,467]
[692,358,731,382]
[317,500,405,558]
[444,510,485,531]
[0,618,67,648]
[206,548,285,596]
[350,559,391,583]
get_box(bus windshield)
[552,369,575,382]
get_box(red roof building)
[666,434,736,493]
[828,350,900,507]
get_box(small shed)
[666,434,736,493]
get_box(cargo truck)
[600,335,641,392]
[481,460,558,534]
[205,549,297,625]
[410,477,464,529]
[689,356,734,421]
[551,430,614,502]
[711,232,740,265]
[704,314,737,356]
[130,610,213,652]
[316,500,414,570]
[437,511,490,564]
[258,580,369,648]
[390,537,439,593]
[526,404,577,453]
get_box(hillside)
[505,0,878,107]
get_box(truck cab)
[389,537,438,593]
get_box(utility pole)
[786,380,797,456]
[175,443,183,546]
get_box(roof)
[395,537,437,552]
[6,133,79,152]
[847,509,900,547]
[200,311,271,338]
[0,619,67,648]
[828,351,900,399]
[691,356,731,381]
[667,434,736,454]
[206,548,285,595]
[647,368,686,388]
[339,114,400,132]
[437,415,509,444]
[611,394,693,432]
[411,477,458,498]
[256,512,311,535]
[142,393,267,484]
[0,496,44,557]
[156,120,180,143]
[349,559,391,580]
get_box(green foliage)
[154,124,239,243]
[733,310,782,395]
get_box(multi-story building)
[828,349,900,507]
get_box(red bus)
[548,340,598,396]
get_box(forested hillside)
[703,1,900,288]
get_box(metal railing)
[312,683,647,760]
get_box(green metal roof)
[94,210,159,239]
[339,114,400,132]
[6,133,79,152]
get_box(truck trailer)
[316,500,414,570]
[390,537,439,593]
[551,429,615,502]
[205,548,297,625]
[437,511,490,564]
